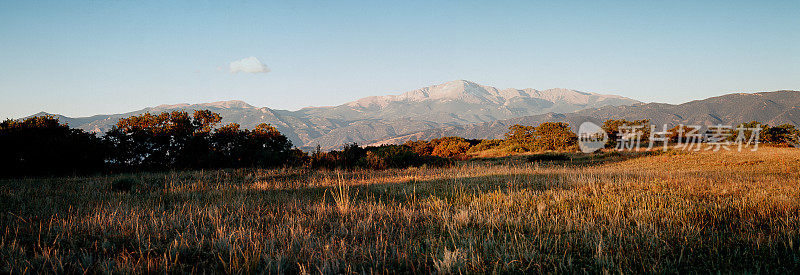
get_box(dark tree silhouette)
[0,116,105,177]
[105,110,292,170]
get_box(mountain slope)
[28,80,639,149]
[366,90,800,146]
[297,80,637,125]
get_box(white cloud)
[229,56,270,74]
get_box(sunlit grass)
[2,147,799,272]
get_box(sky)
[1,0,799,119]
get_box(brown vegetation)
[2,148,800,272]
[3,111,800,272]
[5,112,798,177]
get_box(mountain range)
[366,90,800,146]
[27,80,799,150]
[30,80,639,149]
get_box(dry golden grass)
[2,147,800,273]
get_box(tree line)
[1,112,798,177]
[599,119,799,147]
[1,110,295,177]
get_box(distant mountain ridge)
[296,80,636,124]
[366,90,800,146]
[27,80,638,149]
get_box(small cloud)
[229,56,270,74]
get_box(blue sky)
[1,0,798,119]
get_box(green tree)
[247,123,293,167]
[404,140,434,156]
[502,124,536,152]
[762,124,798,144]
[602,119,650,148]
[429,137,472,158]
[532,122,578,151]
[106,110,293,170]
[192,110,222,134]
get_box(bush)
[363,145,450,169]
[111,178,137,192]
[762,124,798,144]
[500,123,578,152]
[503,143,530,153]
[404,140,434,156]
[310,146,339,169]
[430,137,474,158]
[341,143,366,167]
[528,153,570,162]
[405,137,482,159]
[309,144,453,170]
[467,139,503,153]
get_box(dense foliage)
[104,110,294,170]
[2,111,798,177]
[0,116,105,177]
[310,143,451,169]
[761,123,799,144]
[1,111,295,177]
[602,119,651,148]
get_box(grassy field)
[2,147,800,273]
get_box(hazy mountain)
[27,80,639,149]
[366,90,800,146]
[296,80,637,124]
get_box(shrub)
[528,153,570,162]
[531,122,578,151]
[430,137,473,158]
[363,145,451,169]
[762,124,798,144]
[111,178,137,192]
[467,139,503,153]
[404,140,434,156]
[340,143,366,167]
[503,143,529,153]
[310,146,339,169]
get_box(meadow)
[2,147,799,273]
